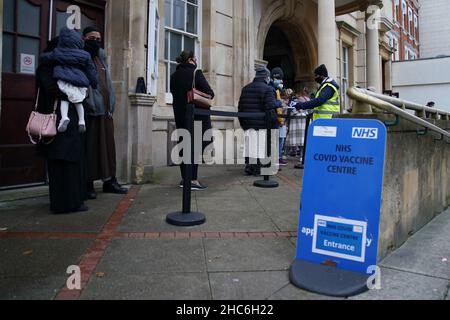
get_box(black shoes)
[245,165,261,177]
[179,181,208,191]
[87,182,97,200]
[103,178,129,195]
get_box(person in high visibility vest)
[294,64,340,121]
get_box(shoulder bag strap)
[34,88,40,111]
[192,69,199,90]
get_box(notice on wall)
[20,54,36,75]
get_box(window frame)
[147,0,160,95]
[2,0,43,74]
[341,45,350,111]
[163,0,202,103]
[408,7,413,36]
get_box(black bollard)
[167,104,206,226]
[254,111,279,189]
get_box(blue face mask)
[274,79,282,87]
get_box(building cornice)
[336,21,362,38]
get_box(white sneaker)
[58,119,70,133]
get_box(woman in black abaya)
[36,38,88,214]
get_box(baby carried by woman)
[40,27,98,133]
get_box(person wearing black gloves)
[294,64,341,121]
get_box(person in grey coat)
[82,26,128,199]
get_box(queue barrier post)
[254,110,279,189]
[166,104,206,227]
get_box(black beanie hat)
[271,67,284,79]
[314,64,328,78]
[83,26,100,37]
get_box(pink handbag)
[26,88,58,145]
[187,69,213,109]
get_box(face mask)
[315,77,323,84]
[274,79,282,87]
[84,40,100,57]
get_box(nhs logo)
[352,128,379,140]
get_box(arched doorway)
[263,25,296,88]
[262,20,316,92]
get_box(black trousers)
[178,115,212,182]
[47,158,86,214]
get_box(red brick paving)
[54,186,141,301]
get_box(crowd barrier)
[166,104,312,227]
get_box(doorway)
[0,0,105,188]
[263,25,296,89]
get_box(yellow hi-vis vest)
[313,80,340,121]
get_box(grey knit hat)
[255,67,270,79]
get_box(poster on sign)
[20,54,36,74]
[290,119,387,297]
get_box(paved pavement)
[0,164,449,300]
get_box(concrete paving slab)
[198,209,279,233]
[94,238,206,276]
[81,273,211,300]
[0,276,66,300]
[268,283,342,300]
[0,197,49,230]
[0,239,93,277]
[205,238,295,272]
[117,185,201,233]
[350,267,449,300]
[380,209,450,280]
[209,271,289,300]
[7,194,122,233]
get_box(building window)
[402,0,407,28]
[395,39,399,61]
[341,46,350,111]
[2,0,41,74]
[394,0,399,22]
[414,14,418,40]
[408,8,413,36]
[164,0,201,100]
[147,0,160,95]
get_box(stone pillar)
[129,94,156,184]
[366,13,382,92]
[318,0,337,78]
[0,1,3,113]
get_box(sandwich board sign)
[290,119,387,297]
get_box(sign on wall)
[20,54,36,75]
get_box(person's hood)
[58,27,84,50]
[322,77,340,91]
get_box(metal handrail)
[347,87,450,139]
[353,88,450,120]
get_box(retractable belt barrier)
[166,105,337,227]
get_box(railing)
[346,87,450,141]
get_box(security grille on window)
[164,0,201,102]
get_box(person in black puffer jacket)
[40,27,98,133]
[238,67,281,175]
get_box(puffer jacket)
[40,27,98,89]
[238,78,281,130]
